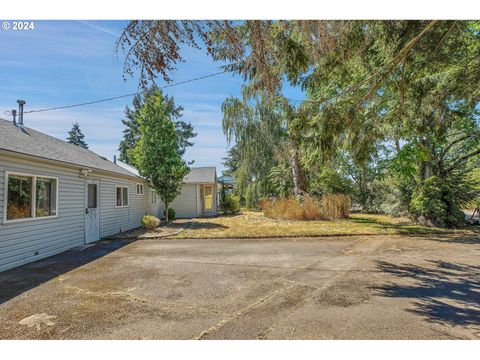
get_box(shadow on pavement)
[375,259,480,326]
[168,220,229,230]
[0,239,135,305]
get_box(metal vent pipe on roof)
[11,109,17,125]
[17,99,26,126]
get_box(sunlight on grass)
[170,211,480,239]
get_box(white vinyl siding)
[0,154,165,273]
[99,177,163,237]
[0,155,85,272]
[170,184,198,218]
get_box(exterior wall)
[0,155,85,272]
[0,154,164,273]
[0,153,214,272]
[170,184,198,218]
[97,175,163,237]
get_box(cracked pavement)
[0,234,479,339]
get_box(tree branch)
[357,20,438,108]
[446,148,480,173]
[440,131,480,160]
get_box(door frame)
[202,184,214,213]
[85,179,100,243]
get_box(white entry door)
[85,179,100,243]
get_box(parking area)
[0,234,479,339]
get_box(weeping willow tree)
[221,95,291,207]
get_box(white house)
[0,117,217,272]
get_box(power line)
[23,70,228,114]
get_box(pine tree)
[67,122,88,149]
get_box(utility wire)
[23,70,228,114]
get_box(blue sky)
[0,20,303,173]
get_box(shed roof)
[184,166,217,184]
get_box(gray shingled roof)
[0,118,138,178]
[184,167,217,184]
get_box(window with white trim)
[6,173,58,221]
[150,189,157,204]
[116,186,129,207]
[136,183,144,195]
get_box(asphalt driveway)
[0,234,479,339]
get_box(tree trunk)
[394,138,401,153]
[358,165,368,210]
[165,202,169,222]
[290,147,307,197]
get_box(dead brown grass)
[169,212,479,239]
[260,194,351,221]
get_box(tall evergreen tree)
[130,89,190,221]
[118,85,196,165]
[67,122,88,149]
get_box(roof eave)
[0,148,143,181]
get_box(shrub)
[260,194,350,221]
[141,215,161,230]
[409,177,446,226]
[409,176,468,228]
[220,194,241,215]
[163,208,176,220]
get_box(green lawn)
[169,211,480,239]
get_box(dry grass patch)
[169,212,480,239]
[260,195,350,220]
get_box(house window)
[150,189,157,204]
[136,183,144,195]
[116,186,129,207]
[204,185,213,210]
[36,177,58,217]
[6,173,58,221]
[87,183,97,208]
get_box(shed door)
[85,180,100,243]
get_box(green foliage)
[408,175,476,228]
[220,194,241,215]
[130,89,190,222]
[120,20,480,227]
[269,163,293,197]
[67,122,88,149]
[308,168,355,197]
[409,177,450,227]
[141,215,161,230]
[222,96,289,204]
[119,85,196,165]
[245,182,264,210]
[163,208,176,221]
